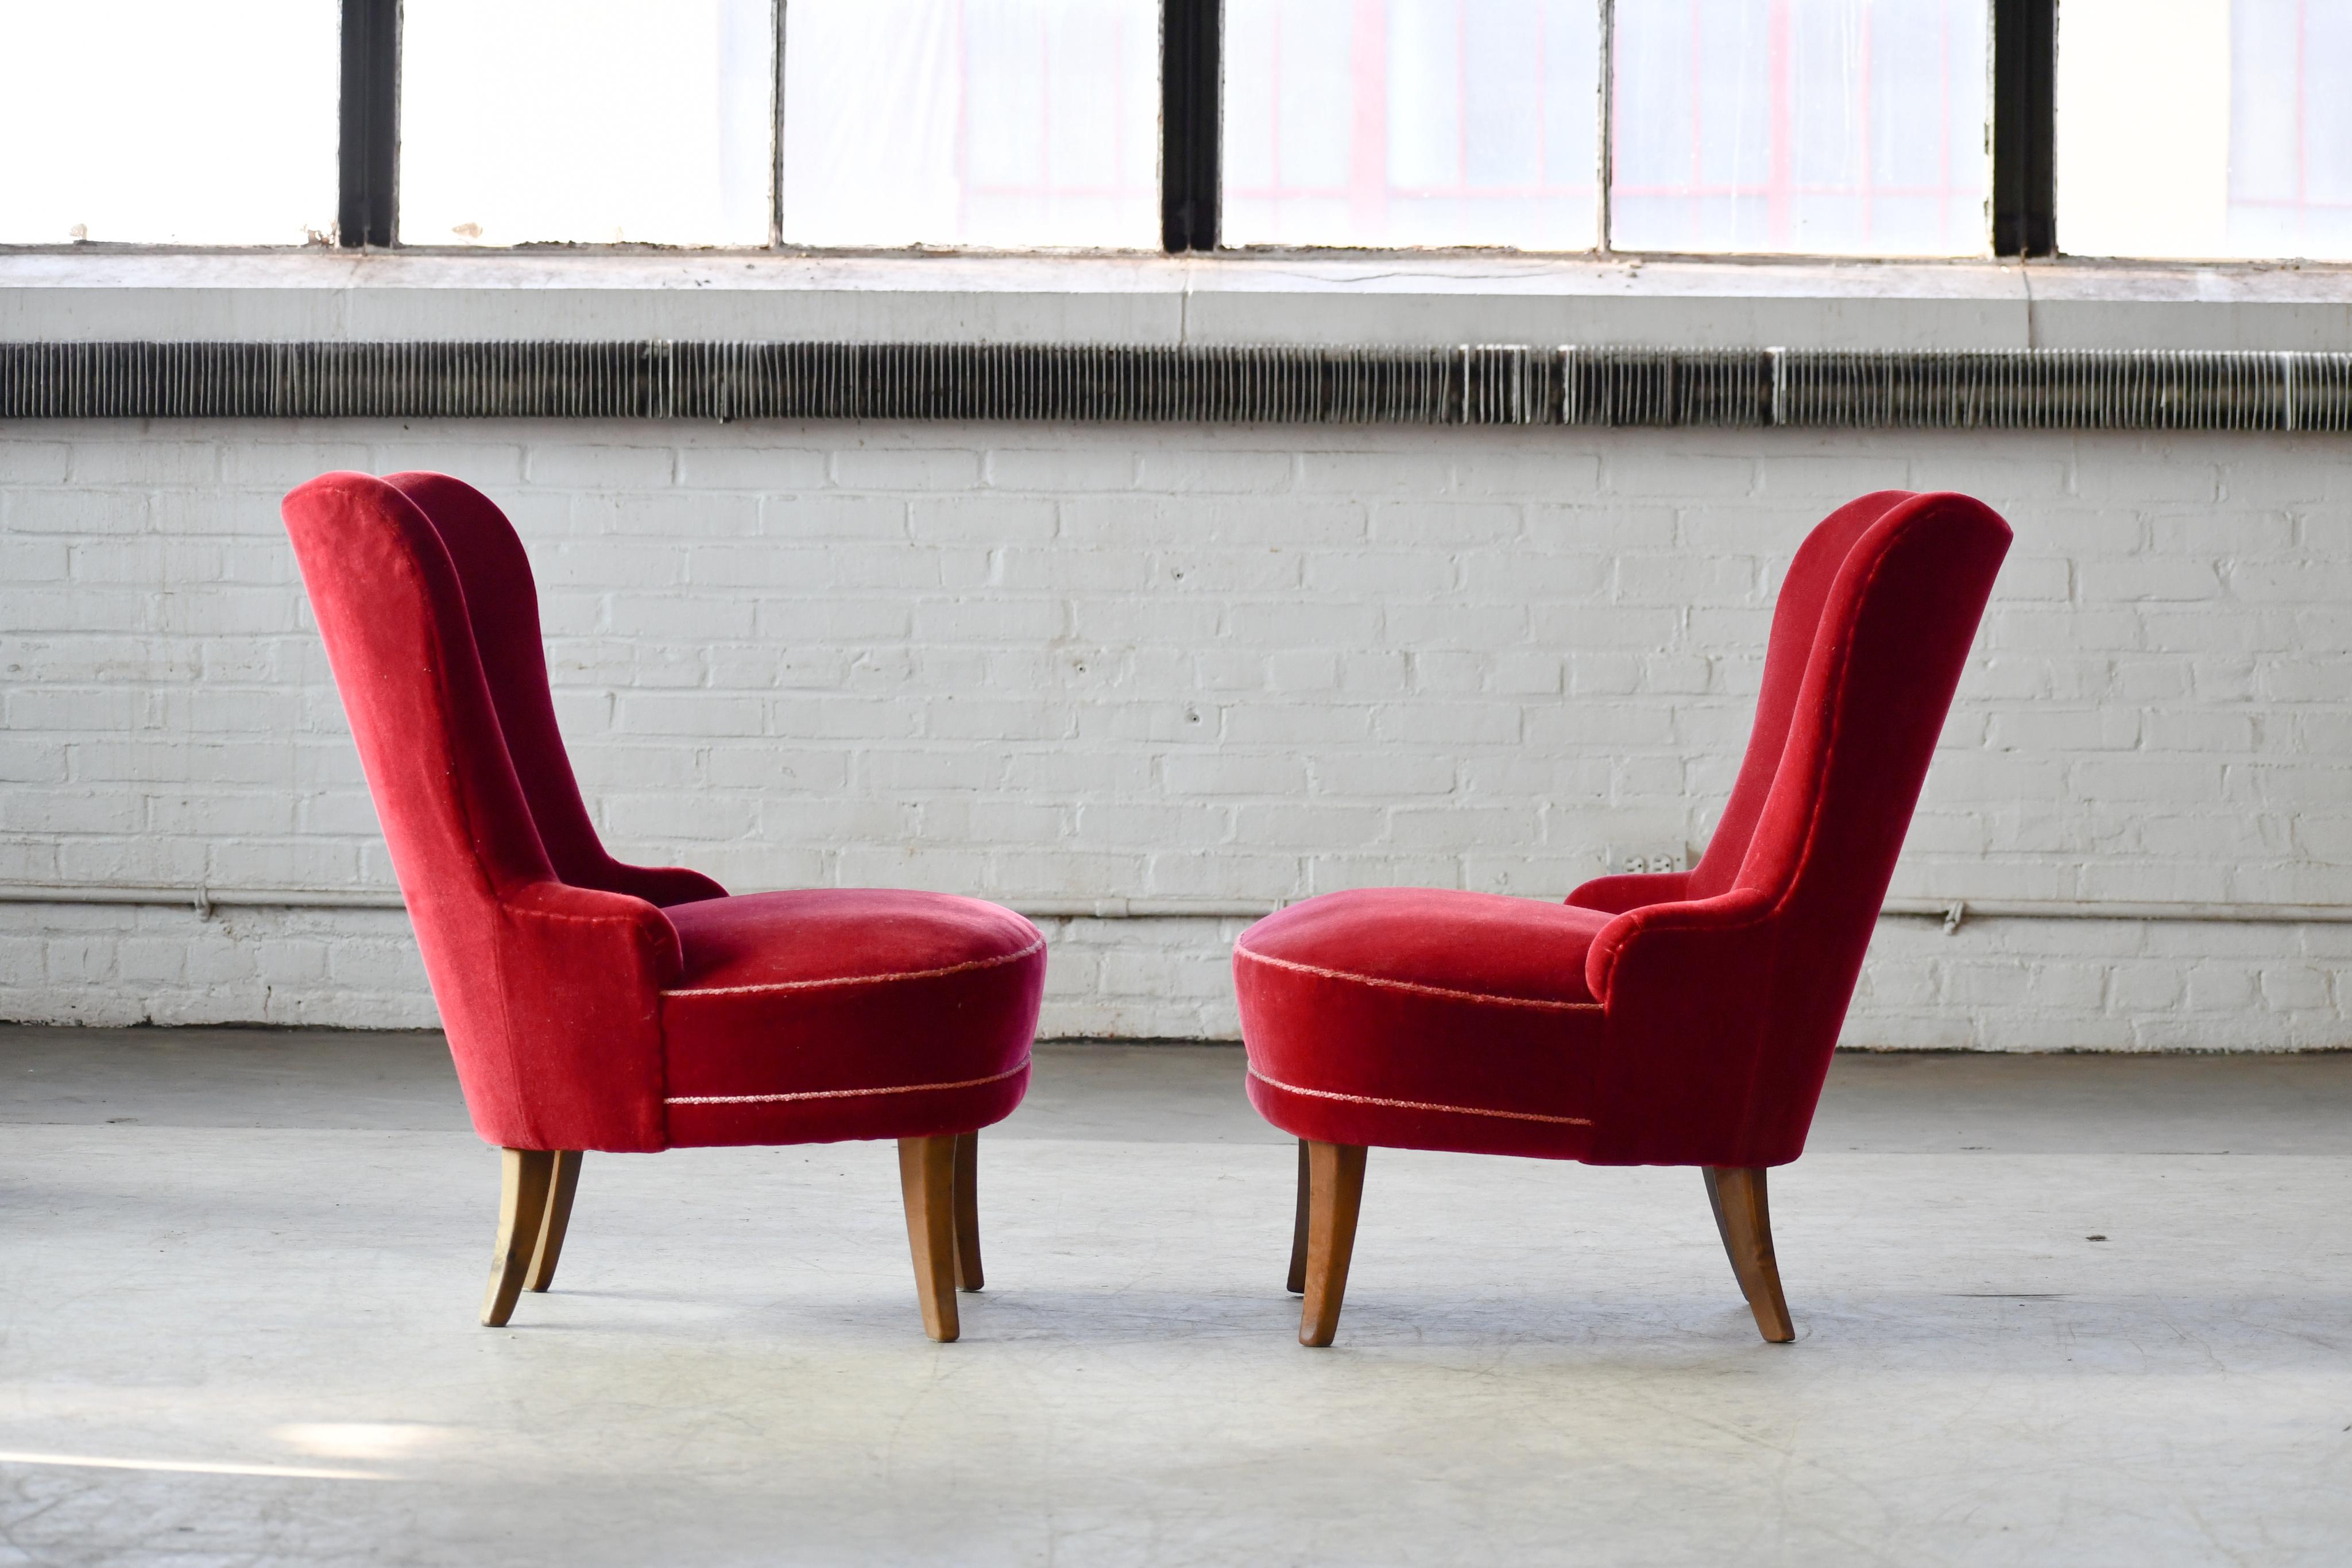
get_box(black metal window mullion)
[337,0,400,249]
[1162,0,1220,253]
[1596,0,1616,252]
[771,0,787,248]
[1991,0,2056,257]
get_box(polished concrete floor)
[4,1028,2351,1566]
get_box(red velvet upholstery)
[283,472,1046,1154]
[1236,491,2011,1169]
[381,473,728,912]
[663,890,1042,1147]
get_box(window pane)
[0,1,335,245]
[1611,0,1987,255]
[1224,0,1603,249]
[402,0,772,247]
[782,0,1159,249]
[2059,0,2352,260]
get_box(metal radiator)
[3,340,2347,429]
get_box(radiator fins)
[3,340,2347,430]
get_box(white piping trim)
[1248,1067,1593,1128]
[667,1059,1030,1107]
[1233,943,1601,1012]
[663,935,1045,998]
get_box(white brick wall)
[5,417,2351,1048]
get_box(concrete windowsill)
[2,250,2350,351]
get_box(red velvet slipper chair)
[281,472,1046,1341]
[1235,490,2011,1346]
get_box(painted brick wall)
[5,417,2350,1048]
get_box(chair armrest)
[1565,872,1693,915]
[505,880,686,981]
[1584,887,1774,1005]
[1579,885,1797,1166]
[473,881,686,1151]
[600,863,728,909]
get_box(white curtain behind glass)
[1224,0,1602,250]
[782,0,1158,248]
[1611,0,1987,256]
[402,0,771,246]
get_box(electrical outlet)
[1604,845,1690,877]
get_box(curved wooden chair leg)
[1298,1141,1368,1348]
[952,1131,984,1292]
[1704,1166,1796,1344]
[898,1136,961,1342]
[1286,1139,1310,1295]
[525,1150,583,1293]
[1703,1160,1735,1258]
[482,1148,557,1327]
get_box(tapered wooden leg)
[524,1150,583,1293]
[481,1148,556,1328]
[1704,1166,1796,1344]
[1286,1139,1310,1295]
[952,1131,984,1292]
[898,1136,961,1342]
[1298,1141,1368,1348]
[1704,1159,1734,1256]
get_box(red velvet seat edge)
[1232,490,2013,1346]
[281,471,1046,1341]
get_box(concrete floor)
[4,1029,2351,1566]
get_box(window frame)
[0,0,2196,267]
[1189,0,2057,260]
[1162,0,1221,250]
[1990,0,2056,258]
[338,0,400,249]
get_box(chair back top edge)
[1728,491,2015,918]
[281,471,558,925]
[379,472,624,894]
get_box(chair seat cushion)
[1233,889,1612,1160]
[659,889,1046,1148]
